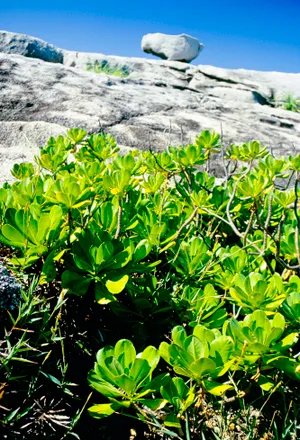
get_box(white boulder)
[141,33,203,63]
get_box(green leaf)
[88,371,123,398]
[108,247,132,269]
[272,332,299,352]
[129,358,151,388]
[202,379,234,396]
[88,403,119,419]
[95,242,114,267]
[169,344,194,371]
[134,239,152,262]
[138,398,167,411]
[62,270,91,295]
[189,358,216,379]
[164,414,181,429]
[106,274,129,294]
[95,284,116,304]
[1,224,26,248]
[257,376,275,391]
[114,339,136,370]
[140,373,170,394]
[100,202,115,230]
[171,326,187,348]
[210,336,234,365]
[140,346,160,371]
[184,335,206,360]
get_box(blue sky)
[1,0,300,72]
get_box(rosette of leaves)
[276,224,300,263]
[194,130,221,160]
[229,272,286,313]
[0,205,64,269]
[177,284,227,329]
[134,204,168,248]
[170,237,210,278]
[237,168,273,200]
[214,246,250,291]
[281,283,300,325]
[44,175,94,211]
[62,227,132,303]
[225,310,299,375]
[88,339,197,433]
[79,133,119,163]
[0,175,45,214]
[11,162,35,180]
[169,143,206,168]
[62,224,159,303]
[88,339,162,418]
[159,377,196,429]
[226,140,267,162]
[159,325,234,396]
[35,134,73,174]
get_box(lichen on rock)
[0,264,22,310]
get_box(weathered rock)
[141,33,203,62]
[0,46,300,181]
[0,264,22,310]
[0,30,63,63]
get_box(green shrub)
[1,129,300,439]
[275,93,300,112]
[85,60,130,77]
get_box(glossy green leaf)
[202,380,234,396]
[88,403,118,419]
[106,274,129,294]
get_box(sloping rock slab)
[0,52,299,181]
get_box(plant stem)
[114,199,122,239]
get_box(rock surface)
[0,264,21,310]
[0,44,300,182]
[141,33,203,62]
[0,30,63,63]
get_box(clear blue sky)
[1,0,300,72]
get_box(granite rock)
[141,32,203,62]
[0,42,300,181]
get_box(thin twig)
[243,209,256,247]
[263,192,274,252]
[174,207,198,241]
[114,201,122,239]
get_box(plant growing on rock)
[85,60,130,77]
[275,93,300,112]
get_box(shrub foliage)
[85,60,130,77]
[0,129,300,439]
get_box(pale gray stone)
[0,30,63,63]
[141,33,203,62]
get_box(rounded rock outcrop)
[141,32,203,63]
[0,30,63,63]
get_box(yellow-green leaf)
[106,275,129,294]
[203,380,234,396]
